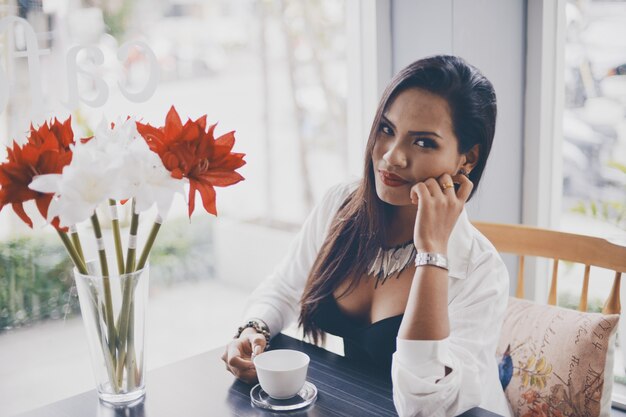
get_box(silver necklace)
[368,241,416,288]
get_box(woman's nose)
[383,141,407,168]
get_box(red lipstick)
[379,170,409,187]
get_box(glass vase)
[74,261,150,405]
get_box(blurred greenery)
[102,0,135,41]
[0,235,77,331]
[83,0,136,40]
[0,215,214,332]
[571,161,626,231]
[557,291,603,313]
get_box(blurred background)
[563,0,626,234]
[0,0,625,415]
[559,0,626,368]
[0,0,350,414]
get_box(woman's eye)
[413,138,437,149]
[379,123,393,135]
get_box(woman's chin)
[375,187,412,207]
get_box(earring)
[458,168,470,178]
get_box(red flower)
[522,404,549,417]
[136,106,246,217]
[522,389,539,404]
[0,118,74,228]
[27,117,74,151]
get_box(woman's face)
[372,87,465,206]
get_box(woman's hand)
[409,172,473,253]
[221,327,267,384]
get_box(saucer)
[250,381,318,411]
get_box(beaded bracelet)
[235,319,271,350]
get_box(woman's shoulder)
[302,179,361,239]
[451,213,509,285]
[316,179,361,212]
[467,223,510,288]
[323,179,360,200]
[468,223,500,260]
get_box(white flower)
[29,116,185,226]
[111,138,184,217]
[30,151,118,227]
[76,117,138,172]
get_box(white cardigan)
[244,182,513,417]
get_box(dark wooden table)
[15,334,502,417]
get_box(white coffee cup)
[253,349,310,399]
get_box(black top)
[312,296,404,376]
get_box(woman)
[222,55,512,417]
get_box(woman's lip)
[379,170,409,186]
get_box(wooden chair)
[474,222,626,416]
[472,222,626,314]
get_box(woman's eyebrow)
[381,114,443,139]
[409,130,443,139]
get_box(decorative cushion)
[497,297,619,417]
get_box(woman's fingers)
[411,178,441,207]
[411,172,471,205]
[226,343,250,375]
[227,355,257,382]
[438,173,455,196]
[221,349,230,371]
[410,184,419,205]
[423,177,443,197]
[412,172,473,252]
[221,332,269,384]
[412,182,429,205]
[247,333,267,358]
[222,338,258,382]
[452,172,473,203]
[228,354,253,370]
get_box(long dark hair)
[298,55,498,343]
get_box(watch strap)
[414,252,449,270]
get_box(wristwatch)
[414,252,449,271]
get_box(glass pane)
[561,0,626,391]
[0,0,347,414]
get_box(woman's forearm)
[397,265,450,340]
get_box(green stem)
[109,200,125,276]
[117,200,140,388]
[56,230,88,274]
[93,287,119,393]
[126,304,137,389]
[125,200,139,274]
[90,213,116,363]
[90,213,109,277]
[116,274,134,386]
[115,346,126,388]
[69,226,85,266]
[136,217,162,271]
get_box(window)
[559,0,626,401]
[0,0,349,414]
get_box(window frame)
[522,0,566,302]
[346,0,391,178]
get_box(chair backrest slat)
[603,272,622,315]
[473,222,626,315]
[548,259,559,305]
[578,264,591,312]
[516,255,525,298]
[473,223,626,272]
